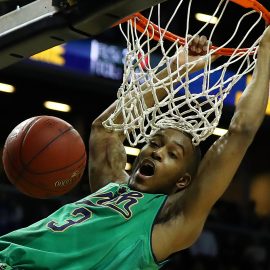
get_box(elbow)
[228,111,259,141]
[91,117,110,135]
[89,120,106,147]
[92,117,103,129]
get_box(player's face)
[128,128,194,195]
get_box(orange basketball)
[2,115,87,199]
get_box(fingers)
[187,34,212,55]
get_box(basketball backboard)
[0,0,169,69]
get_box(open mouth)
[139,160,155,177]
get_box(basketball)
[2,115,87,199]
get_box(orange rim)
[114,0,270,56]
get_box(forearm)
[93,61,182,126]
[94,36,215,130]
[230,43,270,133]
[142,56,219,108]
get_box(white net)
[103,0,265,146]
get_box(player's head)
[128,128,201,195]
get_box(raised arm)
[186,26,270,219]
[88,35,212,192]
[160,27,270,257]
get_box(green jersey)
[0,183,168,269]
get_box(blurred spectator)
[241,236,268,270]
[190,229,218,257]
[190,229,219,269]
[249,173,270,217]
[0,190,24,235]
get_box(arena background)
[0,1,270,269]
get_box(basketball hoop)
[104,0,269,146]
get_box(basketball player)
[0,27,270,269]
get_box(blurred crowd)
[162,198,270,270]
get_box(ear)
[176,173,191,190]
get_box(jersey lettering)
[47,186,144,232]
[47,207,92,232]
[80,190,143,219]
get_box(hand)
[187,34,211,56]
[170,34,218,71]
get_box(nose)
[151,149,162,162]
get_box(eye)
[169,152,178,159]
